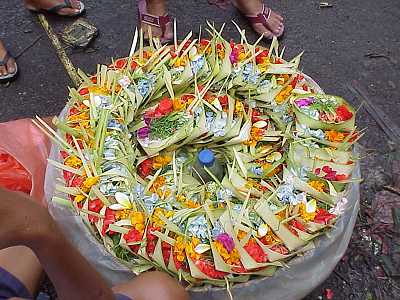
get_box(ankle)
[235,0,263,15]
[146,0,166,15]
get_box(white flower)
[109,192,133,210]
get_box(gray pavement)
[1,0,400,299]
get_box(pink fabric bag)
[0,118,51,205]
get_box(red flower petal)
[157,98,173,115]
[79,88,89,95]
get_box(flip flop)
[26,0,85,17]
[0,51,18,83]
[238,3,284,39]
[138,0,172,44]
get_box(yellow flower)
[131,211,145,233]
[243,127,264,146]
[260,230,281,245]
[214,241,240,265]
[275,209,287,220]
[149,176,166,193]
[299,203,316,222]
[238,51,246,61]
[275,85,293,104]
[64,155,82,169]
[88,86,110,95]
[325,130,346,142]
[151,208,174,227]
[237,230,247,241]
[185,199,201,208]
[68,112,89,122]
[152,155,172,170]
[74,194,86,203]
[173,56,188,67]
[308,180,326,193]
[235,101,243,114]
[174,236,187,262]
[81,176,99,193]
[116,209,130,220]
[185,237,201,260]
[257,57,270,72]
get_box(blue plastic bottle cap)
[198,149,215,167]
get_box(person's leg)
[23,0,83,16]
[0,40,17,79]
[234,0,284,38]
[139,0,173,42]
[113,271,189,300]
[0,246,43,299]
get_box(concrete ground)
[1,0,400,299]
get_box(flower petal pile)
[41,24,361,286]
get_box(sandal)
[26,0,85,17]
[238,3,284,39]
[138,0,173,44]
[0,51,18,83]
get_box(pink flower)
[137,127,150,139]
[295,97,314,108]
[216,233,235,253]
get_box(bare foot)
[234,0,284,38]
[0,40,17,79]
[140,0,173,42]
[24,0,83,16]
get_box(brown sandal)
[240,3,284,39]
[138,0,173,44]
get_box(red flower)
[335,174,348,181]
[138,158,153,178]
[229,39,235,49]
[218,95,228,108]
[123,229,143,253]
[181,94,194,103]
[173,254,189,272]
[60,151,69,159]
[183,39,192,50]
[244,239,268,263]
[255,49,269,64]
[231,262,247,273]
[145,226,160,256]
[335,105,353,122]
[194,259,227,279]
[79,88,89,96]
[314,208,336,224]
[102,208,117,236]
[157,98,173,115]
[200,39,210,47]
[68,107,80,116]
[88,199,104,223]
[113,58,127,69]
[270,245,289,255]
[290,219,307,232]
[251,109,262,123]
[68,175,85,188]
[130,60,138,70]
[162,241,171,265]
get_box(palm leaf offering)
[37,23,361,287]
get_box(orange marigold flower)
[308,180,326,193]
[325,130,346,142]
